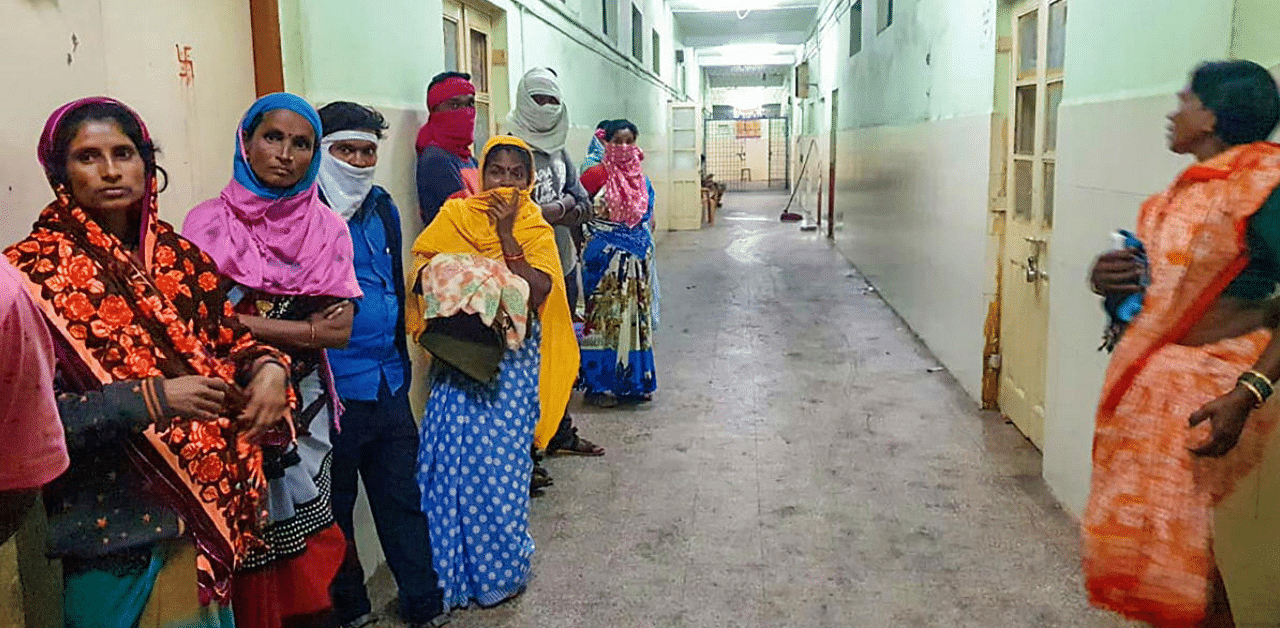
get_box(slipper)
[548,432,605,457]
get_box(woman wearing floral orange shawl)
[1087,61,1280,628]
[408,135,577,608]
[5,98,290,627]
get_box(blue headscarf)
[233,92,324,199]
[582,135,605,173]
[182,92,362,299]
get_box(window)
[443,18,460,72]
[676,50,687,95]
[470,29,489,91]
[631,5,644,60]
[652,30,661,73]
[849,1,862,56]
[877,0,892,33]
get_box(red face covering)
[417,77,478,160]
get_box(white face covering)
[506,67,569,153]
[317,130,379,220]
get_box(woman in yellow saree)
[1087,60,1280,628]
[408,135,577,609]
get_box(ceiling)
[673,6,819,48]
[704,65,792,88]
[667,0,819,11]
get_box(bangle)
[504,252,525,262]
[1240,379,1267,408]
[256,358,287,375]
[1239,370,1274,406]
[308,321,316,347]
[1243,369,1274,390]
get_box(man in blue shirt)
[316,102,448,628]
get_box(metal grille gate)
[703,117,790,192]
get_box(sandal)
[547,427,605,457]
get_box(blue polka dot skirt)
[417,321,541,609]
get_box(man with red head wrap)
[415,72,481,225]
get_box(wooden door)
[997,0,1066,448]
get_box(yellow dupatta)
[407,135,578,449]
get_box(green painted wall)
[279,0,443,109]
[279,0,683,130]
[1062,0,1233,103]
[1231,0,1280,68]
[800,0,1000,131]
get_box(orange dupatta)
[1084,142,1280,627]
[408,135,578,449]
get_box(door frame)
[827,89,838,239]
[249,0,285,96]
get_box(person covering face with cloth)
[416,72,480,226]
[408,135,579,609]
[578,119,660,406]
[504,66,605,461]
[315,102,449,628]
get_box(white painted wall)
[796,0,998,399]
[0,0,255,245]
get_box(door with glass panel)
[443,0,496,148]
[997,0,1066,449]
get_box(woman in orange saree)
[1087,60,1280,628]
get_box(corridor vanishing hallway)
[384,192,1130,627]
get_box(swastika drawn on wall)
[176,45,194,86]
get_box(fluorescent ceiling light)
[675,0,784,11]
[697,43,798,66]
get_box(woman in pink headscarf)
[183,93,362,628]
[577,119,659,406]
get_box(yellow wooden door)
[997,0,1066,449]
[442,0,496,148]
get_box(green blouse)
[1223,187,1280,300]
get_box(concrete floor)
[373,191,1134,627]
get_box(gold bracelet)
[308,321,316,347]
[1240,379,1267,408]
[504,252,525,262]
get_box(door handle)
[1010,256,1048,283]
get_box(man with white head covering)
[504,67,606,461]
[316,101,449,628]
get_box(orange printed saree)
[6,98,287,604]
[1084,142,1280,627]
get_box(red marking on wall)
[176,45,195,86]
